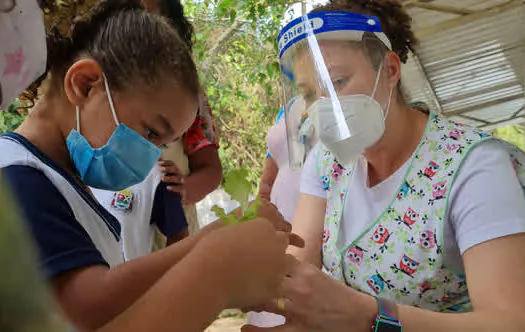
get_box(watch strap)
[376,297,399,320]
[373,297,402,331]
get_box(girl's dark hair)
[31,0,199,99]
[158,0,194,51]
[313,0,418,64]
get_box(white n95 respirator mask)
[308,62,393,165]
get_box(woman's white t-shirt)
[301,140,525,272]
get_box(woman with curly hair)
[244,1,525,331]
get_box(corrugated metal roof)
[401,0,525,129]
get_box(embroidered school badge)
[111,189,134,211]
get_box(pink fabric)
[267,117,302,223]
[248,102,315,328]
[247,118,300,328]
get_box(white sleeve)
[449,140,525,255]
[300,144,327,199]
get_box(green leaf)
[211,167,259,225]
[211,205,237,225]
[223,168,252,205]
[238,197,262,222]
[211,205,227,219]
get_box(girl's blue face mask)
[66,75,162,191]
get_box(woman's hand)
[194,219,298,308]
[243,258,375,332]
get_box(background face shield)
[281,95,313,170]
[278,11,392,167]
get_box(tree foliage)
[0,100,27,134]
[184,0,296,186]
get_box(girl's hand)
[256,199,292,232]
[194,219,300,308]
[197,200,299,245]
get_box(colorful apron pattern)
[319,113,525,312]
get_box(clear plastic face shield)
[278,11,394,166]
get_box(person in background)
[0,1,296,331]
[259,96,316,222]
[147,0,222,238]
[257,109,284,202]
[251,96,316,328]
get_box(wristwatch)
[373,297,402,332]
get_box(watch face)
[375,319,402,332]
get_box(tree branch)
[201,17,245,73]
[218,117,262,168]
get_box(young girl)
[91,0,223,263]
[0,1,295,331]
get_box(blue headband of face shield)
[277,11,392,81]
